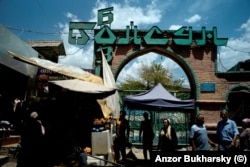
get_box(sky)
[0,0,250,86]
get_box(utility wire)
[217,52,229,71]
[4,24,250,55]
[225,45,250,54]
[66,38,94,55]
[6,26,64,35]
[36,0,54,28]
[218,45,250,72]
[6,25,94,36]
[66,45,88,55]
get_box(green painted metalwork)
[195,27,206,45]
[126,106,191,145]
[69,23,228,46]
[143,26,168,45]
[169,48,200,100]
[67,7,225,112]
[117,26,130,44]
[69,7,228,47]
[97,46,113,62]
[173,27,192,45]
[112,46,199,101]
[97,7,114,26]
[94,51,102,76]
[94,26,116,44]
[133,26,141,45]
[94,46,113,76]
[68,22,96,45]
[213,27,228,46]
[66,6,235,146]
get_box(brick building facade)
[93,28,250,137]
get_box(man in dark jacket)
[114,110,130,162]
[139,112,154,160]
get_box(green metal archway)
[113,46,199,100]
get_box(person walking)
[113,110,130,162]
[157,118,178,154]
[18,111,48,167]
[216,109,239,151]
[189,114,216,151]
[139,112,154,160]
[12,97,24,134]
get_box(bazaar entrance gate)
[68,7,234,143]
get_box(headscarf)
[160,119,172,140]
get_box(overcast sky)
[1,0,249,86]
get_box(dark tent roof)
[124,83,195,110]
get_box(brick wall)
[110,43,250,130]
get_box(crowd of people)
[189,109,249,152]
[1,93,250,165]
[136,109,250,161]
[0,90,104,167]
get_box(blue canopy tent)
[124,83,195,110]
[124,83,196,147]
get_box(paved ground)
[1,147,150,167]
[2,162,16,167]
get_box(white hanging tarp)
[8,51,115,117]
[49,79,116,98]
[101,49,120,118]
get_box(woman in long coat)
[157,118,178,154]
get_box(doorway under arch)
[112,46,198,146]
[226,84,250,125]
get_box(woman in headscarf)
[157,118,178,154]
